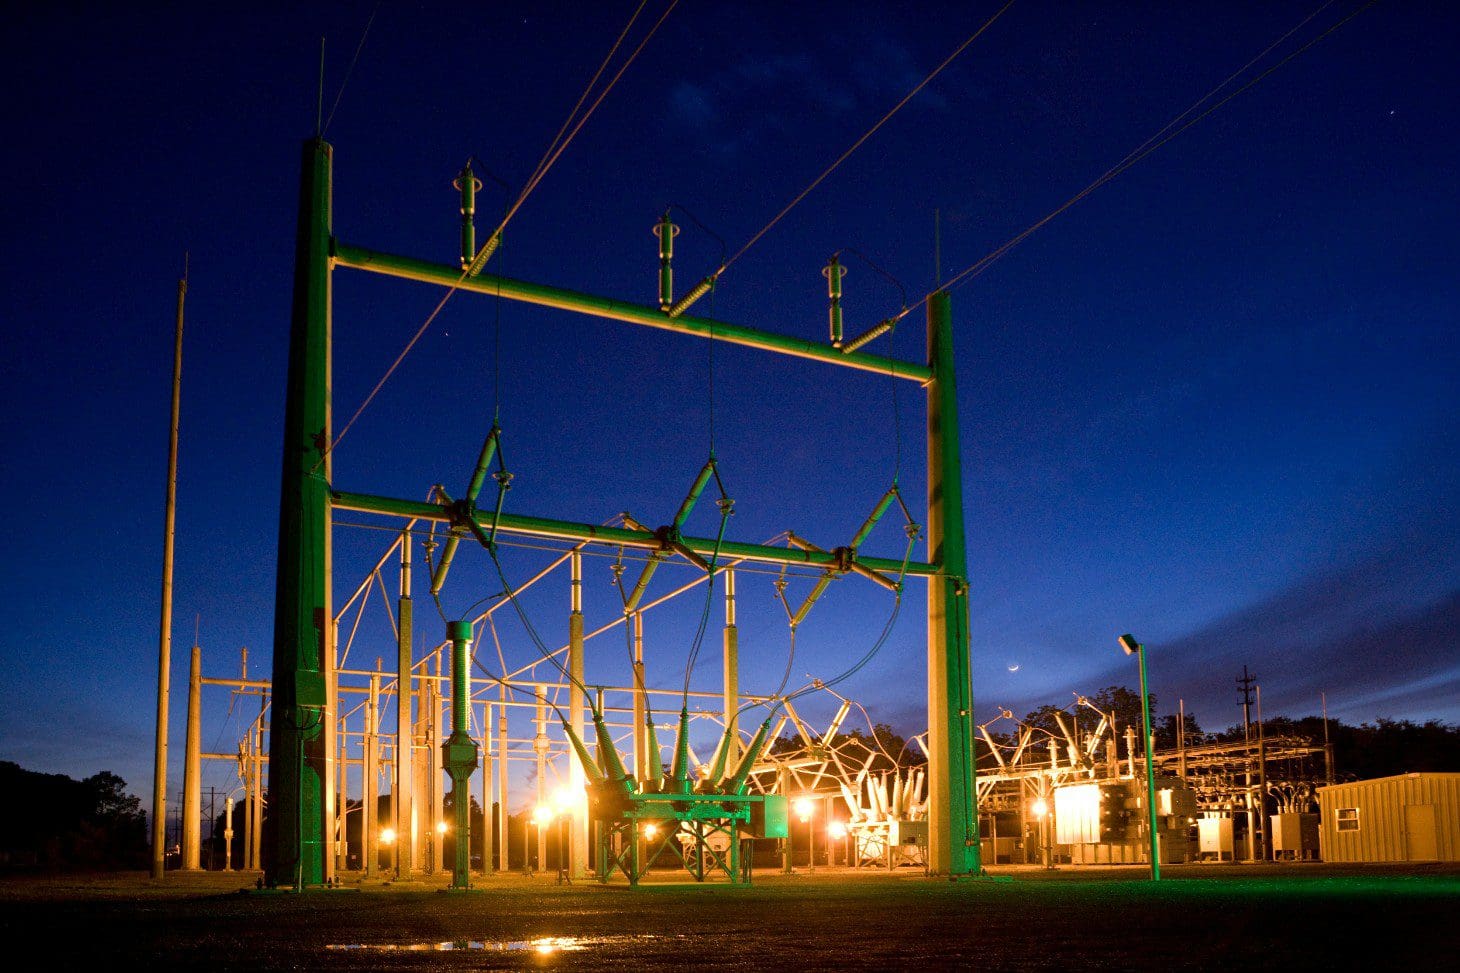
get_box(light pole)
[1119,634,1160,880]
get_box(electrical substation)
[159,134,1351,889]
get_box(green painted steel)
[850,486,899,550]
[560,717,604,785]
[443,620,478,889]
[654,212,675,309]
[330,490,939,577]
[1131,637,1162,880]
[330,242,932,383]
[464,426,500,504]
[672,458,716,530]
[824,255,845,346]
[456,164,477,269]
[643,709,664,789]
[670,708,692,794]
[926,291,980,876]
[266,138,334,889]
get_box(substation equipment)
[241,138,980,888]
[962,701,1328,866]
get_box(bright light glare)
[827,821,847,840]
[794,798,814,821]
[436,820,448,834]
[552,787,574,812]
[532,804,553,827]
[380,827,396,845]
[642,822,659,839]
[1031,799,1048,819]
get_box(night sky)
[2,1,1456,809]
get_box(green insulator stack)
[824,256,845,347]
[670,707,693,794]
[455,165,480,271]
[698,724,735,793]
[724,719,772,795]
[643,709,664,793]
[653,212,678,310]
[593,707,633,792]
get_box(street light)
[827,820,848,868]
[1119,633,1161,881]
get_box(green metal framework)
[265,138,979,886]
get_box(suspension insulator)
[667,275,714,318]
[653,212,679,310]
[823,256,846,347]
[841,317,895,354]
[453,166,482,271]
[466,230,501,278]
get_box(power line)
[320,2,679,465]
[717,0,1019,280]
[323,1,382,136]
[931,0,1373,300]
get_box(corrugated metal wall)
[1317,773,1460,862]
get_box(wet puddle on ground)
[327,935,656,955]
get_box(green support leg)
[926,290,980,876]
[266,137,334,889]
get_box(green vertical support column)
[568,551,589,879]
[723,568,740,768]
[266,137,333,889]
[442,621,479,889]
[925,290,980,876]
[395,536,415,878]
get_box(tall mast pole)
[926,290,979,875]
[152,256,187,880]
[266,138,334,888]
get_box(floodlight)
[1118,633,1140,656]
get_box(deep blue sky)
[2,1,1456,807]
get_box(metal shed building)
[1316,772,1460,863]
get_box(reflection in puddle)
[327,935,655,955]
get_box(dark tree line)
[0,761,147,870]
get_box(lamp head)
[1118,633,1141,656]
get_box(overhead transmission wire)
[712,0,1018,282]
[918,0,1371,306]
[317,0,678,468]
[322,0,382,136]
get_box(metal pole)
[363,667,378,877]
[723,569,740,766]
[568,552,588,879]
[632,613,646,783]
[1135,641,1160,881]
[430,651,444,874]
[925,290,979,876]
[182,642,201,869]
[443,620,478,889]
[535,686,548,871]
[1257,683,1269,862]
[151,263,186,880]
[480,702,493,874]
[265,137,333,888]
[395,532,414,878]
[497,691,508,870]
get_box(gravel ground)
[2,864,1455,970]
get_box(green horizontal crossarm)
[331,241,931,383]
[331,490,940,578]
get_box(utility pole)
[1237,666,1256,862]
[152,256,187,880]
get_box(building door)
[1403,804,1438,861]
